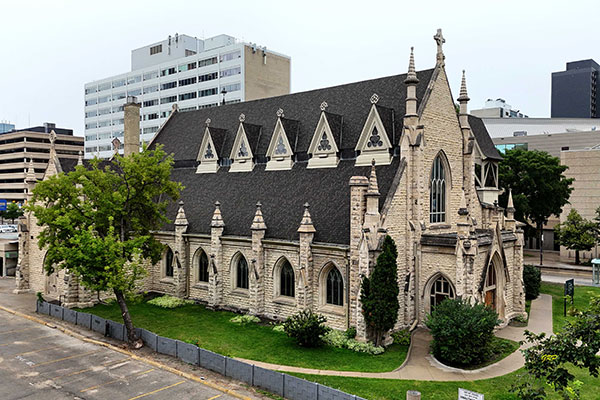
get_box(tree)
[360,235,399,346]
[499,148,573,265]
[516,294,600,399]
[28,145,182,347]
[554,209,597,264]
[5,202,23,223]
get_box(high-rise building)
[84,34,291,159]
[0,122,15,134]
[0,123,83,203]
[551,59,599,118]
[471,98,528,119]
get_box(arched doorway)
[483,264,497,310]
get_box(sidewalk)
[238,294,553,381]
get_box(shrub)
[322,329,385,355]
[283,309,330,347]
[391,329,411,346]
[229,314,260,324]
[523,264,541,300]
[272,324,285,333]
[345,326,357,339]
[147,295,193,309]
[425,298,500,366]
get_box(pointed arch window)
[165,248,174,277]
[198,250,209,282]
[430,276,454,312]
[236,255,249,289]
[280,260,295,297]
[430,154,447,223]
[326,267,343,306]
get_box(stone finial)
[276,108,284,118]
[434,28,446,66]
[49,130,57,145]
[205,118,211,127]
[458,189,469,216]
[366,159,380,196]
[320,101,328,111]
[175,200,188,226]
[251,201,267,230]
[507,188,515,211]
[25,159,36,183]
[239,113,246,122]
[297,202,316,233]
[172,103,179,112]
[458,70,470,102]
[211,201,224,228]
[77,151,83,166]
[404,47,419,84]
[370,93,379,104]
[112,137,121,155]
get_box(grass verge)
[539,282,600,333]
[77,301,408,372]
[436,337,519,370]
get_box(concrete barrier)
[63,308,78,325]
[317,384,357,400]
[91,315,106,335]
[76,312,92,329]
[140,328,158,351]
[157,336,177,357]
[37,301,50,315]
[50,304,64,319]
[107,320,125,341]
[284,374,318,400]
[199,349,226,375]
[225,357,253,385]
[176,341,199,365]
[253,365,284,397]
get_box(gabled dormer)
[229,114,261,172]
[355,94,393,166]
[307,102,341,169]
[266,109,298,171]
[196,120,229,174]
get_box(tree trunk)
[538,222,544,266]
[114,289,143,349]
[575,250,580,265]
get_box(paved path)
[0,307,239,400]
[238,294,553,381]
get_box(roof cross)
[434,29,445,66]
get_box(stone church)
[16,30,526,339]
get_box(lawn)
[77,301,408,372]
[539,282,600,333]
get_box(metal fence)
[36,301,366,400]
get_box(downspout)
[346,257,351,330]
[413,241,419,326]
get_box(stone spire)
[404,47,419,120]
[507,188,515,211]
[44,130,60,179]
[77,151,83,166]
[174,200,188,226]
[434,28,445,66]
[251,202,267,230]
[367,159,380,196]
[506,189,516,231]
[25,159,36,183]
[297,202,316,233]
[211,201,224,227]
[404,47,419,84]
[458,70,470,102]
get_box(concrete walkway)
[238,294,553,381]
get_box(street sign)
[0,200,6,211]
[459,388,484,400]
[564,278,575,316]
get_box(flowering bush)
[147,295,193,309]
[229,314,260,324]
[322,329,384,355]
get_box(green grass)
[77,301,408,372]
[540,282,600,333]
[292,365,600,400]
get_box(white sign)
[458,388,484,400]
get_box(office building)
[0,122,15,134]
[481,117,599,139]
[471,98,528,119]
[551,59,599,118]
[84,34,291,159]
[0,123,83,203]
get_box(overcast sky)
[1,0,598,135]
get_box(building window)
[220,51,241,62]
[161,67,177,77]
[185,49,196,57]
[199,72,218,82]
[179,92,197,101]
[199,56,218,67]
[98,82,112,92]
[179,77,197,87]
[221,83,241,93]
[236,255,249,289]
[179,62,197,72]
[161,81,177,90]
[98,96,110,104]
[143,99,159,107]
[85,98,98,106]
[143,126,159,135]
[165,248,174,277]
[85,86,97,95]
[143,85,159,95]
[127,88,141,97]
[143,70,159,81]
[113,92,126,101]
[430,154,447,223]
[279,260,295,297]
[429,275,454,312]
[198,250,209,282]
[326,267,343,306]
[127,75,141,85]
[85,110,97,118]
[220,67,241,78]
[199,88,218,97]
[160,96,177,105]
[160,110,171,118]
[150,44,162,55]
[144,113,159,121]
[112,79,126,89]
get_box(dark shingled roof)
[468,115,503,161]
[151,70,436,244]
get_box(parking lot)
[0,308,241,400]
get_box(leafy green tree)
[499,148,573,265]
[360,235,399,346]
[523,264,542,300]
[5,202,23,223]
[517,294,600,399]
[28,145,182,347]
[554,209,597,264]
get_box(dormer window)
[275,136,287,155]
[229,118,258,172]
[196,126,219,173]
[355,99,393,166]
[307,106,340,169]
[266,112,296,171]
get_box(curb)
[0,304,252,400]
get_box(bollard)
[407,390,421,400]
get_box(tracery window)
[326,267,343,306]
[317,132,331,151]
[205,143,215,159]
[238,141,248,158]
[430,154,447,223]
[367,126,383,148]
[279,261,295,297]
[275,136,287,155]
[236,255,249,289]
[198,250,209,282]
[165,248,174,277]
[430,276,454,311]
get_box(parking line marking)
[51,357,130,380]
[207,395,222,400]
[127,380,186,400]
[0,327,35,335]
[13,345,61,356]
[0,335,58,347]
[33,350,101,367]
[80,368,155,393]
